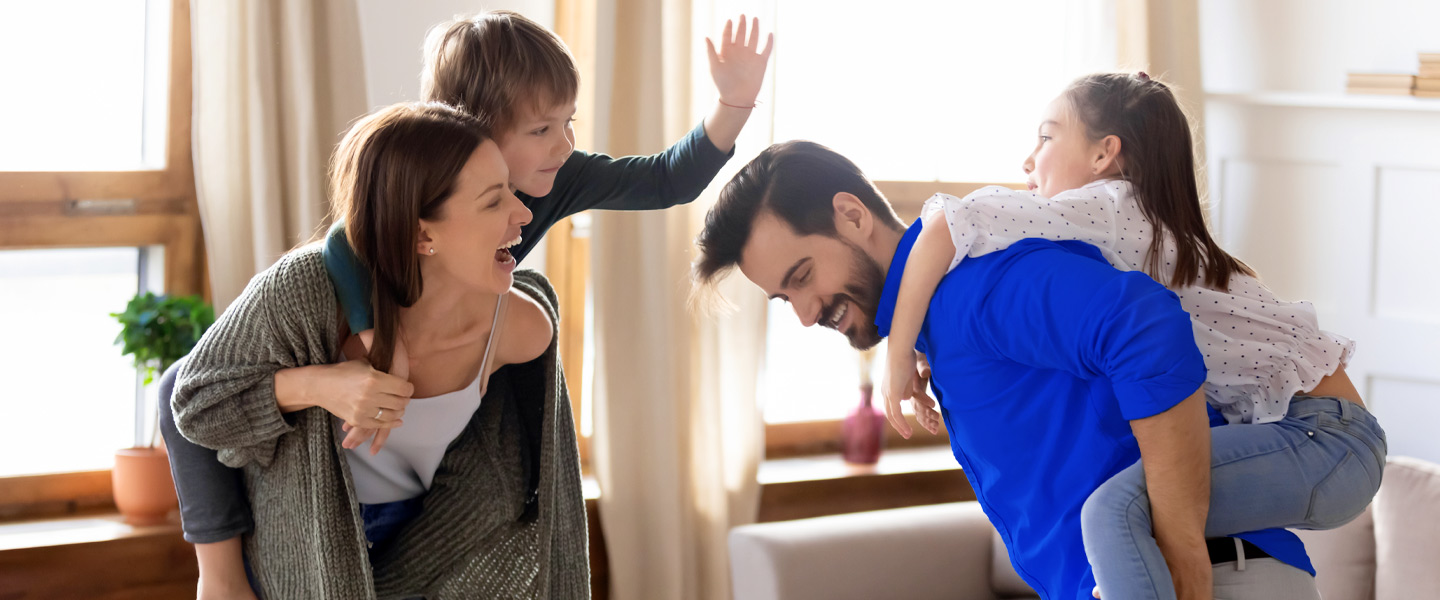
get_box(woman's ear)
[1093,134,1124,177]
[416,222,436,256]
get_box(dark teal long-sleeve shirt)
[325,121,733,331]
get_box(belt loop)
[1338,396,1353,424]
[1235,538,1246,572]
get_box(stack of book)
[1346,72,1416,95]
[1418,53,1440,98]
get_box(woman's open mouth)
[495,234,521,264]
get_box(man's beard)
[821,240,886,350]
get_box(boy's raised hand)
[706,15,773,108]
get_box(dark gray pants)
[157,357,254,544]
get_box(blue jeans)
[1080,396,1387,600]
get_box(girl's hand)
[910,353,942,436]
[885,350,942,438]
[706,15,773,108]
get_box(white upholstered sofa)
[729,457,1440,600]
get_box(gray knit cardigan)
[173,245,589,599]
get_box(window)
[0,247,163,477]
[0,0,201,516]
[759,0,1116,441]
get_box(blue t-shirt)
[875,220,1312,599]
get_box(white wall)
[355,0,554,271]
[356,0,554,109]
[1199,0,1440,464]
[1200,0,1440,93]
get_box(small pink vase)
[842,383,885,464]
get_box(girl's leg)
[158,358,259,598]
[1080,396,1386,600]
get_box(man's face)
[738,211,887,350]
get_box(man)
[693,141,1319,600]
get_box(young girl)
[882,72,1386,599]
[161,11,773,599]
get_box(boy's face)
[499,101,577,198]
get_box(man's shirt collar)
[874,218,924,339]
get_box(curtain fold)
[589,0,769,598]
[191,0,367,311]
[1118,0,1209,203]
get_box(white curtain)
[190,0,368,311]
[588,0,773,598]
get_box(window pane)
[760,1,1115,423]
[771,0,1115,183]
[0,248,141,476]
[761,299,890,423]
[0,0,168,171]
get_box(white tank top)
[342,294,508,504]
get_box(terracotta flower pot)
[112,447,178,526]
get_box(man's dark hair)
[693,140,905,288]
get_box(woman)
[170,102,588,599]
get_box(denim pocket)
[1306,450,1374,529]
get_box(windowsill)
[3,448,959,554]
[758,445,959,485]
[0,511,181,552]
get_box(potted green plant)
[110,291,215,525]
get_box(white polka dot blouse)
[921,179,1355,425]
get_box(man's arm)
[1131,389,1213,600]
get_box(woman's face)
[419,139,533,294]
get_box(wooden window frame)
[0,0,202,521]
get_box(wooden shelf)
[1207,91,1440,113]
[757,446,973,523]
[758,445,959,485]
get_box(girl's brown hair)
[421,10,579,133]
[328,102,489,372]
[1064,72,1253,289]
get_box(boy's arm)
[700,15,773,153]
[883,211,953,438]
[538,16,772,219]
[544,123,734,218]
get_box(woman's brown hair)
[1064,72,1253,289]
[328,102,489,372]
[421,10,579,132]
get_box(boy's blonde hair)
[421,11,579,133]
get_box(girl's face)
[499,101,577,198]
[1022,97,1108,198]
[420,140,534,294]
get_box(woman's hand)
[707,15,773,109]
